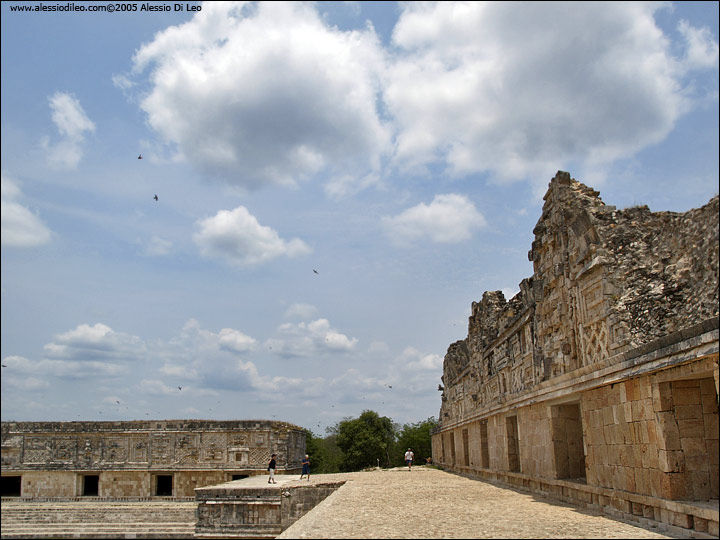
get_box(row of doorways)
[2,473,251,497]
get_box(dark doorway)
[506,416,520,472]
[1,476,22,497]
[480,420,490,468]
[82,475,99,496]
[156,475,173,496]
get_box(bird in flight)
[313,269,319,274]
[1,364,7,368]
[138,154,143,159]
[153,194,158,201]
[178,386,182,391]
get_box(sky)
[1,1,718,436]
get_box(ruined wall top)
[2,419,305,434]
[439,171,719,424]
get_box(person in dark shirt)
[300,454,310,480]
[268,453,277,484]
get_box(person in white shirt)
[404,448,414,470]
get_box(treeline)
[303,410,437,473]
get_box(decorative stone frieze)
[434,171,719,536]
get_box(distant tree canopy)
[334,410,396,471]
[303,411,437,473]
[304,429,343,474]
[395,417,437,466]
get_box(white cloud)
[1,354,128,381]
[132,1,390,191]
[383,193,485,246]
[193,206,311,266]
[43,323,146,362]
[218,328,257,353]
[1,174,52,247]
[678,20,720,70]
[42,92,95,169]
[385,2,715,187]
[398,346,443,371]
[267,317,358,358]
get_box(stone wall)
[194,480,343,538]
[1,420,306,498]
[433,172,719,536]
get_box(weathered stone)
[433,171,719,536]
[1,420,306,498]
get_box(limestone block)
[703,413,719,439]
[652,383,674,412]
[701,393,719,414]
[658,449,685,473]
[677,418,705,438]
[660,473,689,500]
[674,404,703,420]
[680,436,708,457]
[672,387,702,406]
[706,439,719,465]
[655,411,681,450]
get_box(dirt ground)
[276,466,691,539]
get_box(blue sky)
[1,1,718,435]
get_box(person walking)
[268,453,277,484]
[300,454,310,480]
[404,448,414,471]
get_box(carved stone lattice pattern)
[23,437,50,464]
[201,432,227,462]
[249,448,268,465]
[580,320,608,365]
[175,433,200,464]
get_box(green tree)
[335,410,396,471]
[395,416,438,466]
[303,429,343,474]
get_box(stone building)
[1,419,306,498]
[432,171,719,535]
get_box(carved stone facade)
[433,172,719,536]
[1,420,306,498]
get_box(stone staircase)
[0,500,198,539]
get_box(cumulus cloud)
[43,323,146,362]
[678,20,720,70]
[398,346,443,371]
[383,193,485,246]
[1,174,52,247]
[266,317,358,358]
[41,92,95,169]
[193,206,311,266]
[218,328,257,354]
[385,2,717,187]
[132,1,390,190]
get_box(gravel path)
[277,467,687,539]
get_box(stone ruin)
[432,171,719,536]
[1,419,306,498]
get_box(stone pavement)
[276,466,698,539]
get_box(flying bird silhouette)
[1,364,7,367]
[138,154,142,159]
[153,194,158,201]
[178,386,182,391]
[313,269,319,274]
